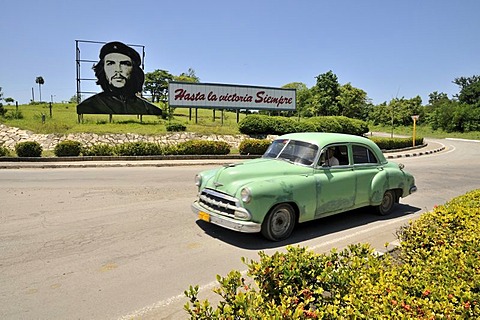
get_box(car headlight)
[194,174,202,187]
[240,187,252,203]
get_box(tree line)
[142,68,480,133]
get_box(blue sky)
[1,0,478,105]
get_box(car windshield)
[263,139,319,166]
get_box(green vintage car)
[191,132,417,241]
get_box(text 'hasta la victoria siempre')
[173,88,293,107]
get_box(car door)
[313,144,355,218]
[351,144,382,206]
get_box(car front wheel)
[376,190,396,215]
[261,203,295,241]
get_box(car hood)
[204,157,312,195]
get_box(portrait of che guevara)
[76,41,162,115]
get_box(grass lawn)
[1,103,479,140]
[0,103,248,135]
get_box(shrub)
[177,140,230,155]
[4,110,24,119]
[15,141,42,157]
[115,142,164,156]
[238,115,273,134]
[239,138,271,155]
[0,145,10,157]
[185,190,480,319]
[270,116,298,135]
[370,137,424,150]
[304,116,343,133]
[238,115,370,136]
[82,144,116,156]
[54,140,82,157]
[166,122,186,132]
[335,116,369,135]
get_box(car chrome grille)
[199,189,238,216]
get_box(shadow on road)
[195,203,421,250]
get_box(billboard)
[76,41,162,116]
[168,82,296,111]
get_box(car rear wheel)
[376,190,396,215]
[261,203,295,241]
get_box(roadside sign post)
[411,115,420,146]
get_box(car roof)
[277,132,387,162]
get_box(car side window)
[318,144,349,167]
[352,145,378,164]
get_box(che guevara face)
[104,52,133,89]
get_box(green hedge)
[238,115,369,136]
[82,144,116,156]
[15,141,42,157]
[239,138,272,155]
[54,140,82,157]
[370,137,424,150]
[177,140,230,155]
[0,144,10,157]
[166,122,187,132]
[114,141,168,156]
[185,189,480,319]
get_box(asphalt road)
[0,138,478,319]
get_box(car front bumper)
[191,201,261,233]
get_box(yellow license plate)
[198,211,210,222]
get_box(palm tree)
[35,76,45,102]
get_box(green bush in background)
[54,140,82,157]
[15,141,42,157]
[239,138,271,155]
[81,144,116,156]
[0,144,10,156]
[177,140,230,155]
[238,115,369,136]
[238,114,274,135]
[115,142,167,156]
[166,122,187,132]
[371,137,424,150]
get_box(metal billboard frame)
[75,40,145,103]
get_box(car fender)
[239,174,316,224]
[370,168,390,205]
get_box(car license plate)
[198,211,210,222]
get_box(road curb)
[385,145,445,159]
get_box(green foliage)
[370,137,424,150]
[337,83,371,120]
[54,140,82,157]
[115,142,166,156]
[0,144,10,156]
[238,138,271,155]
[177,140,230,155]
[453,75,480,105]
[4,110,24,119]
[238,115,273,134]
[143,69,173,103]
[185,190,480,319]
[332,116,370,135]
[15,141,42,157]
[368,97,424,127]
[310,70,341,116]
[238,115,369,136]
[166,122,187,132]
[429,101,480,132]
[304,116,369,135]
[81,144,116,156]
